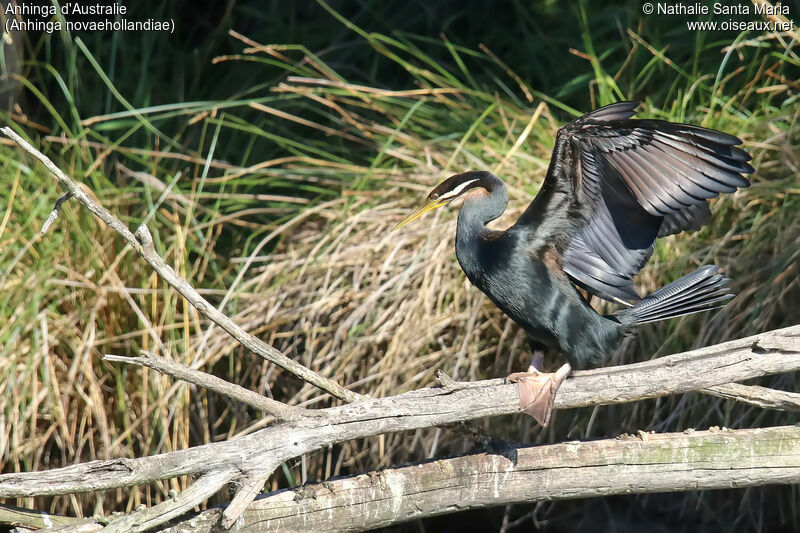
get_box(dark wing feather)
[554,102,751,303]
[562,155,660,303]
[587,119,752,216]
[658,203,712,238]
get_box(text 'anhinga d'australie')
[393,101,753,426]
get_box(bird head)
[392,171,491,231]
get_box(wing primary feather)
[581,101,640,122]
[542,105,750,305]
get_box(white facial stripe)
[439,178,479,200]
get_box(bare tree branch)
[220,472,273,529]
[159,426,800,532]
[0,324,797,501]
[103,351,312,421]
[9,426,797,533]
[0,126,360,403]
[703,383,800,411]
[0,504,95,531]
[101,469,236,533]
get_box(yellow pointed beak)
[391,198,448,231]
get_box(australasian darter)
[394,101,753,426]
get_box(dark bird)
[393,101,752,426]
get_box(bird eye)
[430,193,439,200]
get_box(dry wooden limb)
[220,473,273,530]
[0,324,798,501]
[100,469,236,533]
[160,425,800,532]
[0,503,96,531]
[0,126,359,404]
[104,351,312,421]
[703,382,800,411]
[38,523,101,533]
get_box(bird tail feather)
[616,265,733,325]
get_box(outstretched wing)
[542,102,752,303]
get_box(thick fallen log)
[0,325,797,502]
[163,425,800,531]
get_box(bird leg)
[508,353,571,427]
[527,351,545,373]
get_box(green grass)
[0,0,798,528]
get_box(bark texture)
[0,325,798,500]
[163,425,800,532]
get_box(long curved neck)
[455,175,508,279]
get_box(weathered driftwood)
[160,425,800,532]
[703,382,800,411]
[0,324,798,502]
[103,351,311,421]
[0,503,95,531]
[101,468,237,533]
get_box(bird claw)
[508,365,570,427]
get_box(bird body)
[393,101,753,424]
[453,176,622,369]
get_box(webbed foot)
[508,361,571,427]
